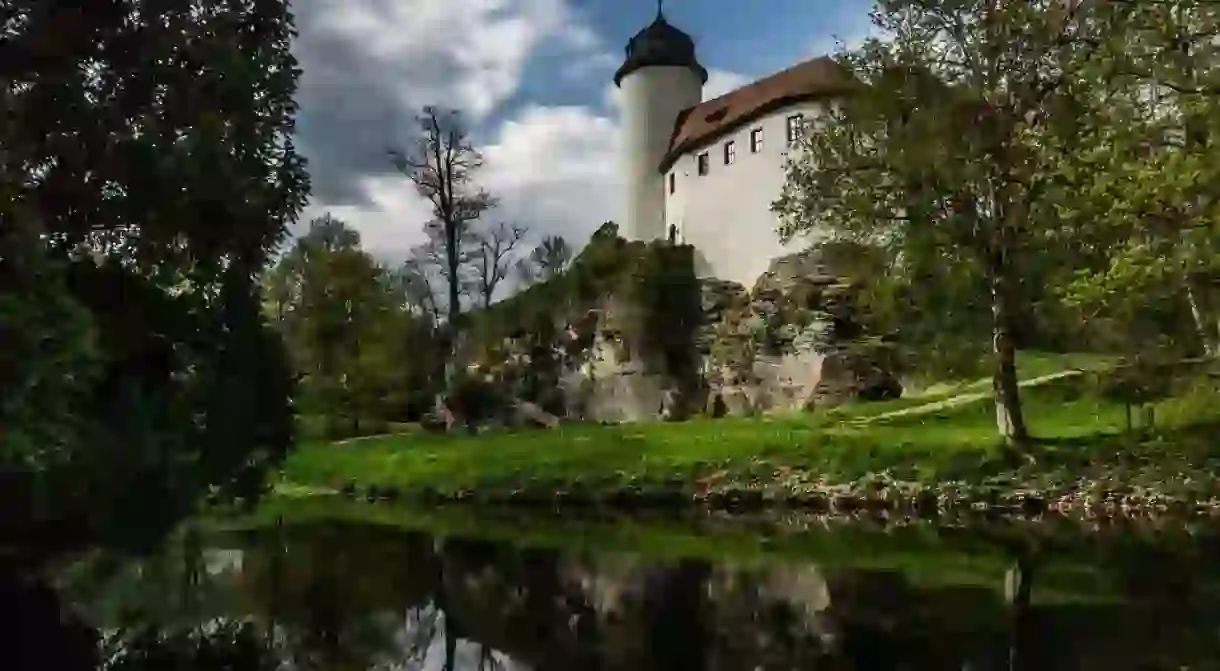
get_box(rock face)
[697,245,902,417]
[461,240,901,426]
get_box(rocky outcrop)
[699,245,902,417]
[455,240,901,427]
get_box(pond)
[20,503,1220,670]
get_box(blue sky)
[291,0,877,260]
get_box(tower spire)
[656,0,664,20]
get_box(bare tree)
[398,223,478,327]
[471,221,527,308]
[389,107,496,381]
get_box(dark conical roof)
[613,10,708,87]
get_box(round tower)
[615,2,707,242]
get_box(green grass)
[276,352,1218,504]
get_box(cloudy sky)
[292,0,877,262]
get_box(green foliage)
[0,225,100,468]
[772,0,1177,442]
[268,215,443,435]
[1,0,310,554]
[468,223,636,349]
[1045,3,1220,357]
[621,243,701,376]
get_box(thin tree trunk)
[990,261,1030,447]
[445,224,462,388]
[1005,553,1035,671]
[1186,276,1219,357]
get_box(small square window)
[724,140,736,165]
[668,172,675,194]
[697,152,709,176]
[786,114,805,145]
[750,128,763,153]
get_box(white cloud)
[483,105,623,245]
[301,176,434,263]
[302,103,622,265]
[703,69,753,100]
[303,0,596,121]
[296,0,619,261]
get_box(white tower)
[615,1,707,242]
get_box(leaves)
[1,0,310,552]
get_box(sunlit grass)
[277,352,1217,500]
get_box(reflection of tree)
[478,643,506,671]
[642,559,711,671]
[1005,552,1036,671]
[401,604,441,668]
[55,521,1220,671]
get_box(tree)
[389,108,496,383]
[471,221,526,308]
[516,235,573,286]
[1053,1,1220,357]
[774,0,1111,447]
[267,215,393,436]
[1,0,309,554]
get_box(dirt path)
[853,370,1085,424]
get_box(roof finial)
[656,0,665,20]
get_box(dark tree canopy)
[1,0,310,556]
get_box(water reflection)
[30,515,1220,669]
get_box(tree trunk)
[989,261,1030,447]
[1005,553,1036,671]
[1186,276,1219,357]
[445,223,462,387]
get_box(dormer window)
[787,114,805,145]
[724,140,736,165]
[697,152,709,176]
[750,128,763,153]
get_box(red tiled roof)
[660,56,854,173]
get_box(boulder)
[513,400,560,429]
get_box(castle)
[614,5,851,288]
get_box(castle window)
[787,114,805,145]
[669,172,675,194]
[750,128,763,153]
[697,152,709,176]
[724,140,736,165]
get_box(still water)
[27,506,1220,669]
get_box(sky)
[291,0,878,262]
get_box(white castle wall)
[664,100,830,288]
[619,66,703,242]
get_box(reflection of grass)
[219,496,1188,606]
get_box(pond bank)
[278,374,1220,520]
